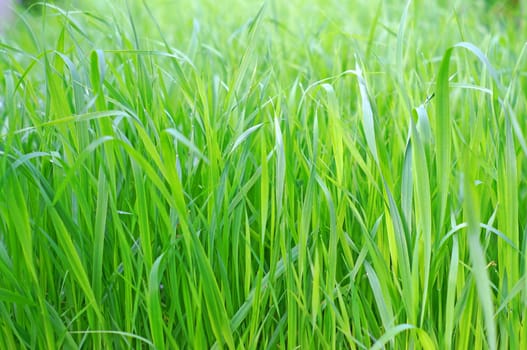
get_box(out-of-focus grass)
[1,0,526,348]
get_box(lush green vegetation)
[0,0,526,348]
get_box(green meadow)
[0,0,526,348]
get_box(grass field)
[1,0,526,348]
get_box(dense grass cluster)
[1,0,526,348]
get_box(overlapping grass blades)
[0,0,526,348]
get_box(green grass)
[1,0,526,348]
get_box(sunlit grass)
[1,0,526,348]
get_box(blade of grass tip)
[92,166,108,304]
[243,212,252,297]
[229,123,263,156]
[416,102,433,146]
[68,330,154,348]
[165,128,210,164]
[415,328,437,349]
[391,0,413,115]
[401,134,413,235]
[55,52,85,114]
[148,254,166,350]
[311,246,321,329]
[396,0,412,82]
[364,261,394,334]
[321,83,344,192]
[259,123,270,240]
[274,116,285,216]
[435,46,454,232]
[495,276,526,316]
[131,160,153,269]
[370,324,414,350]
[354,61,398,186]
[463,153,497,350]
[355,62,379,165]
[411,107,432,327]
[453,42,501,89]
[223,3,265,104]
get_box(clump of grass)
[1,0,526,348]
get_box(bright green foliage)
[1,0,526,348]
